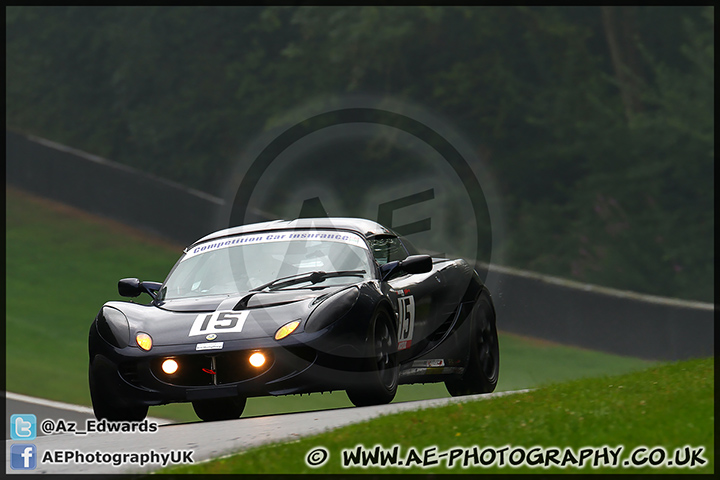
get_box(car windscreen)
[159,230,374,300]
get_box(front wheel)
[347,309,399,407]
[89,364,148,421]
[445,294,499,396]
[192,396,246,421]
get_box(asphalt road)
[5,389,528,474]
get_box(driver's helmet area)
[368,235,409,265]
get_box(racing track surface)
[6,389,529,474]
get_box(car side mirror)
[380,255,432,281]
[400,255,432,274]
[118,278,162,299]
[118,278,142,297]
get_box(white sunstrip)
[182,230,369,262]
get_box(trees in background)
[6,6,713,301]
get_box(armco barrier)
[6,129,714,361]
[480,264,713,361]
[6,129,223,245]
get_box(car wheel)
[89,364,148,421]
[192,396,246,421]
[445,294,499,396]
[347,308,399,407]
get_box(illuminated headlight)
[249,352,266,368]
[274,320,300,340]
[136,332,153,351]
[162,358,179,374]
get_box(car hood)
[104,287,348,347]
[156,289,324,313]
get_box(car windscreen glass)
[160,231,373,300]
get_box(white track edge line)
[4,391,169,424]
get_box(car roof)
[190,217,396,247]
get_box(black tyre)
[347,309,399,407]
[445,294,499,396]
[89,364,148,421]
[192,396,246,421]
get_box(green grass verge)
[5,187,181,407]
[161,357,714,474]
[6,186,654,423]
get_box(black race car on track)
[89,218,499,421]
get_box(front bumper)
[90,327,369,407]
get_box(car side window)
[398,236,419,256]
[368,236,408,265]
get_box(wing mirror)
[380,255,432,281]
[400,254,433,274]
[118,278,162,299]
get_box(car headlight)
[249,351,266,367]
[275,320,300,340]
[96,306,130,348]
[136,332,153,351]
[305,287,360,333]
[161,358,179,374]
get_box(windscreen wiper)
[250,270,366,292]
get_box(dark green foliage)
[6,6,713,301]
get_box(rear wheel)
[347,309,398,407]
[89,364,148,421]
[192,396,246,421]
[445,294,499,396]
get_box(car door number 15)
[397,295,415,350]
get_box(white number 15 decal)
[397,295,415,350]
[189,311,248,336]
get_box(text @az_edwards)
[40,418,158,435]
[305,444,708,470]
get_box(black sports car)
[88,218,499,421]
